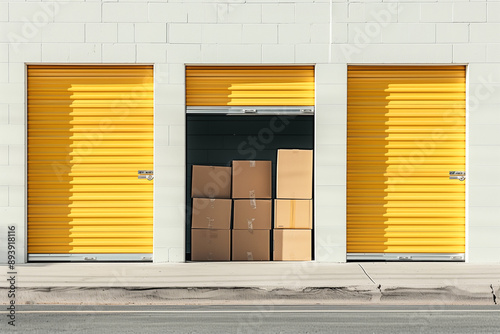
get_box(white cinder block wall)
[1,0,499,264]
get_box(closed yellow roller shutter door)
[185,66,315,106]
[28,65,154,259]
[347,66,466,257]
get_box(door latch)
[138,170,154,181]
[449,171,465,181]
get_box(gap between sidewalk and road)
[1,262,499,306]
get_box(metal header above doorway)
[186,106,315,115]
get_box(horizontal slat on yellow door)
[27,65,154,255]
[185,66,315,106]
[347,66,466,255]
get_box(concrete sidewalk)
[2,262,500,305]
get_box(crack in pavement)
[358,264,383,303]
[490,284,497,305]
[358,264,376,285]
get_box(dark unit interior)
[186,114,314,258]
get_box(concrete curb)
[1,286,498,306]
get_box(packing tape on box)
[247,218,254,231]
[209,198,215,208]
[249,190,255,199]
[250,198,257,209]
[249,161,256,167]
[206,217,214,228]
[247,252,254,261]
[290,200,296,229]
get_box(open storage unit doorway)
[185,66,315,260]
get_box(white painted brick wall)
[149,3,188,23]
[102,43,136,62]
[279,24,311,44]
[201,24,242,44]
[242,24,278,44]
[10,43,42,62]
[216,44,262,63]
[398,3,420,23]
[0,64,7,84]
[41,23,85,43]
[8,145,23,166]
[381,23,435,44]
[311,24,329,44]
[0,106,7,125]
[364,3,398,23]
[187,3,218,23]
[436,23,469,43]
[8,186,24,207]
[8,3,55,23]
[41,43,69,62]
[118,23,135,43]
[0,3,7,22]
[169,24,202,44]
[219,4,261,24]
[262,4,295,24]
[55,2,102,23]
[420,3,453,23]
[262,44,295,63]
[471,24,500,43]
[453,44,487,63]
[167,44,200,63]
[487,44,500,63]
[102,3,149,23]
[69,43,102,62]
[137,44,167,62]
[86,23,118,43]
[135,23,167,43]
[295,3,330,24]
[8,104,24,125]
[0,147,7,165]
[487,3,500,23]
[453,2,487,23]
[0,44,8,62]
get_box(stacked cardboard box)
[191,166,232,261]
[231,161,272,261]
[274,149,313,261]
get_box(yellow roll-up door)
[347,66,466,260]
[185,66,315,106]
[27,65,154,261]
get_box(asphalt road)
[3,305,500,334]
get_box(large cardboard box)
[233,199,272,230]
[273,229,312,261]
[274,199,312,229]
[277,149,313,199]
[191,198,232,229]
[232,160,272,199]
[191,229,231,261]
[191,165,231,199]
[232,229,270,261]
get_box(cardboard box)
[274,199,312,229]
[191,165,231,199]
[191,229,231,261]
[273,229,312,261]
[277,149,313,199]
[232,160,272,199]
[233,199,272,230]
[191,198,232,229]
[232,230,270,261]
